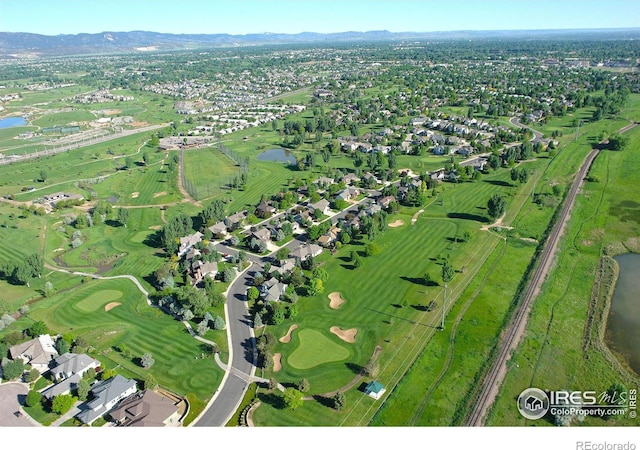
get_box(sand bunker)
[328,292,345,309]
[105,302,121,311]
[131,192,139,198]
[148,225,162,230]
[153,191,167,198]
[330,326,357,343]
[279,324,298,343]
[389,220,404,228]
[411,209,425,225]
[273,353,282,372]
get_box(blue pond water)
[0,117,27,129]
[256,148,297,165]
[605,253,640,376]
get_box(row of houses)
[6,334,181,426]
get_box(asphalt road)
[509,116,544,143]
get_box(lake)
[605,253,640,376]
[256,148,297,165]
[0,117,27,129]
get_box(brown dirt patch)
[330,326,357,343]
[279,324,298,343]
[105,302,121,312]
[328,292,345,309]
[131,192,139,198]
[153,191,167,198]
[389,220,404,228]
[272,353,282,372]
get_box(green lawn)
[287,328,351,370]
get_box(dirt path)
[479,213,513,231]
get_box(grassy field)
[31,110,97,128]
[182,146,241,201]
[487,110,640,426]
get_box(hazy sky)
[2,0,639,35]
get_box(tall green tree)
[283,388,304,410]
[487,194,506,220]
[441,259,454,330]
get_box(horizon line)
[3,27,640,37]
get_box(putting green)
[76,290,123,313]
[287,328,350,370]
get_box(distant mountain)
[1,28,639,58]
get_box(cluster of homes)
[7,334,183,426]
[70,89,134,104]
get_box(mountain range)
[2,28,639,58]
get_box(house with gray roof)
[50,353,100,381]
[76,374,137,425]
[260,278,288,302]
[108,389,181,427]
[178,232,203,258]
[290,243,323,262]
[42,373,82,401]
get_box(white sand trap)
[131,192,139,198]
[153,191,167,198]
[279,324,298,343]
[389,220,404,228]
[105,302,121,311]
[273,353,282,372]
[329,292,345,309]
[330,326,357,343]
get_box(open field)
[287,328,351,370]
[487,115,640,425]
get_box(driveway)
[0,382,39,427]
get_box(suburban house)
[342,173,361,186]
[378,195,397,209]
[224,211,247,231]
[336,186,360,202]
[255,200,276,218]
[178,231,203,258]
[364,381,386,400]
[290,243,323,262]
[318,226,340,247]
[42,373,83,401]
[50,353,101,381]
[108,389,182,427]
[9,334,58,373]
[76,374,138,425]
[190,260,218,285]
[270,258,297,277]
[249,227,271,243]
[184,247,201,262]
[208,222,227,238]
[260,278,288,302]
[308,198,331,216]
[314,177,334,189]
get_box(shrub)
[26,389,42,407]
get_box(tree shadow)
[446,212,489,223]
[240,337,257,365]
[313,394,336,409]
[483,179,511,187]
[257,391,284,409]
[399,276,432,286]
[143,230,163,249]
[345,362,363,375]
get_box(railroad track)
[464,148,600,426]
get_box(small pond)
[0,117,28,129]
[256,148,297,165]
[605,253,640,376]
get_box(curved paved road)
[509,116,544,143]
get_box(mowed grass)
[75,289,122,312]
[182,146,241,200]
[31,110,96,128]
[16,277,223,418]
[287,328,351,370]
